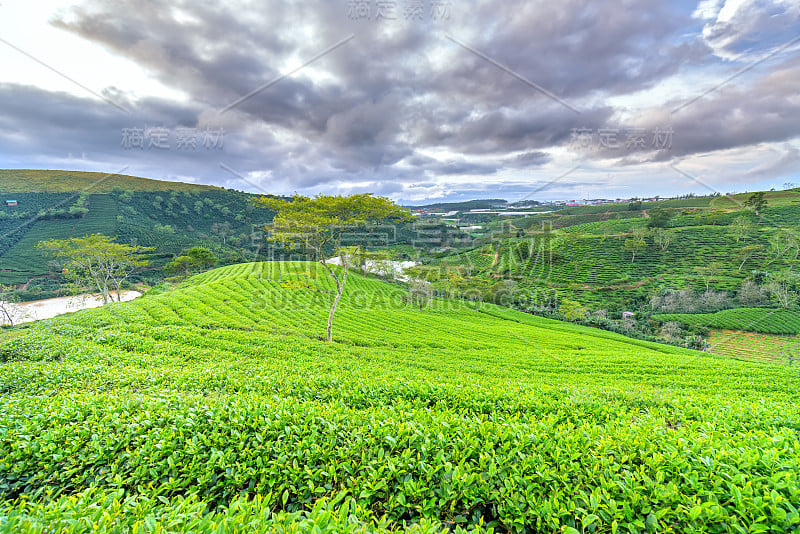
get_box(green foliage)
[164,247,219,276]
[646,207,671,228]
[0,185,275,285]
[260,194,411,341]
[1,261,799,532]
[743,192,767,215]
[558,298,587,320]
[37,234,152,303]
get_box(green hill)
[0,169,219,193]
[0,171,277,287]
[1,261,799,532]
[438,191,800,311]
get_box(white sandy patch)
[1,290,142,326]
[326,257,419,281]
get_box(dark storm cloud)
[1,0,797,199]
[586,54,800,165]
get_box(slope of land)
[1,261,799,532]
[0,171,278,286]
[707,329,800,365]
[0,169,219,193]
[654,308,800,335]
[438,192,800,311]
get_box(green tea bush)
[1,262,799,532]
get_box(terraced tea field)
[707,329,800,365]
[0,195,117,283]
[1,261,799,532]
[654,308,800,335]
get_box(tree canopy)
[743,192,767,216]
[37,234,151,304]
[257,194,411,341]
[164,247,218,276]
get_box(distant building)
[5,200,17,206]
[621,311,635,319]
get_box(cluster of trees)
[37,234,152,304]
[33,192,91,220]
[649,272,799,313]
[164,247,218,276]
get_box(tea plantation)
[1,261,799,533]
[707,330,800,365]
[653,308,800,335]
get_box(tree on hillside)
[743,192,767,216]
[624,227,647,262]
[408,279,433,310]
[211,222,233,244]
[737,280,766,307]
[164,247,219,277]
[694,261,723,291]
[558,299,587,321]
[259,194,411,342]
[766,229,800,265]
[37,235,152,303]
[653,228,674,252]
[765,270,798,308]
[734,244,763,271]
[486,279,519,307]
[0,284,28,327]
[728,216,754,243]
[646,207,672,228]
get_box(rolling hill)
[0,170,276,288]
[0,169,219,193]
[438,191,800,312]
[1,261,799,532]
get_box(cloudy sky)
[0,0,798,203]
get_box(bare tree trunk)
[0,305,14,326]
[325,263,348,342]
[93,275,108,304]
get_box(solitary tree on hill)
[646,207,672,228]
[624,227,648,262]
[694,261,723,291]
[653,228,674,251]
[765,270,798,308]
[743,192,767,216]
[728,216,754,243]
[734,244,763,271]
[258,194,411,342]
